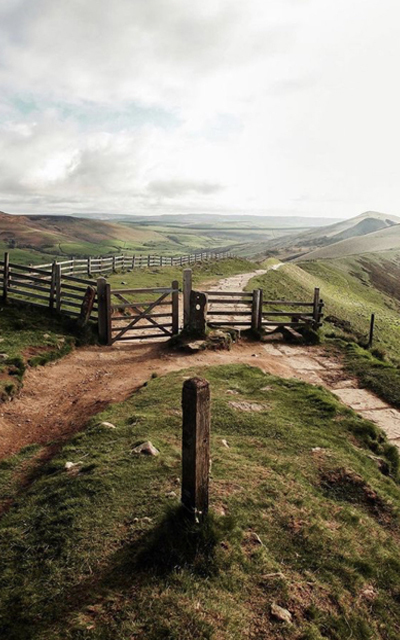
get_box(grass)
[248,255,400,407]
[106,257,256,291]
[0,305,95,400]
[0,364,400,639]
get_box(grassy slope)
[0,306,95,400]
[0,364,399,639]
[248,254,400,407]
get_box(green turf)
[248,254,400,407]
[0,364,399,639]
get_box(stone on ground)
[132,441,160,456]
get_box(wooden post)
[49,261,57,310]
[258,288,263,331]
[2,252,10,302]
[97,277,112,345]
[112,255,116,273]
[368,313,375,348]
[313,288,320,329]
[181,377,210,521]
[183,269,192,329]
[251,289,261,332]
[88,256,92,277]
[147,255,151,267]
[55,264,62,313]
[172,279,179,335]
[78,286,96,326]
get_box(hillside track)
[0,266,399,459]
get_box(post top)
[183,377,209,390]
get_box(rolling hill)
[297,224,400,261]
[266,211,400,260]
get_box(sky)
[0,0,399,218]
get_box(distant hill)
[266,211,400,259]
[297,223,400,261]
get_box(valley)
[1,209,400,639]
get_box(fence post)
[55,264,62,313]
[49,261,57,310]
[112,256,116,273]
[313,288,320,330]
[368,313,375,348]
[181,377,210,521]
[172,280,179,335]
[258,288,263,331]
[2,252,10,303]
[88,256,92,277]
[183,269,192,329]
[251,289,261,332]
[97,277,112,345]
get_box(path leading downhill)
[0,266,400,459]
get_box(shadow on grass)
[3,506,235,640]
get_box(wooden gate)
[97,279,179,345]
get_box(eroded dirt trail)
[1,267,399,459]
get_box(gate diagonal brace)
[111,292,170,342]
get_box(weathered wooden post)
[183,269,192,329]
[112,255,116,273]
[49,261,57,310]
[78,286,96,326]
[313,288,320,330]
[2,252,9,303]
[55,264,62,313]
[368,313,375,348]
[189,290,208,336]
[172,280,179,335]
[181,377,210,521]
[258,288,264,331]
[97,277,112,345]
[88,256,92,277]
[251,289,261,333]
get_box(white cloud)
[0,0,399,217]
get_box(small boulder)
[270,603,292,624]
[132,441,159,456]
[0,353,9,360]
[221,439,230,448]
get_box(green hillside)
[1,364,399,639]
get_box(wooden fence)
[181,269,324,333]
[32,249,234,277]
[0,253,98,320]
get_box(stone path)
[262,342,400,446]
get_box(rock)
[121,281,127,285]
[281,326,304,344]
[43,333,51,339]
[0,353,9,359]
[166,491,177,498]
[101,421,116,429]
[226,389,239,395]
[270,603,292,624]
[251,532,263,545]
[221,439,230,448]
[229,401,267,412]
[142,517,152,523]
[132,441,159,456]
[64,461,83,475]
[312,447,323,452]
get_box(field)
[1,363,400,639]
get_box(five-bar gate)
[97,278,179,345]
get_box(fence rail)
[30,249,234,277]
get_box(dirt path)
[0,267,399,459]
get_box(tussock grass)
[0,364,400,638]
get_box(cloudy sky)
[0,0,399,218]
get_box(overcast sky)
[0,0,399,218]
